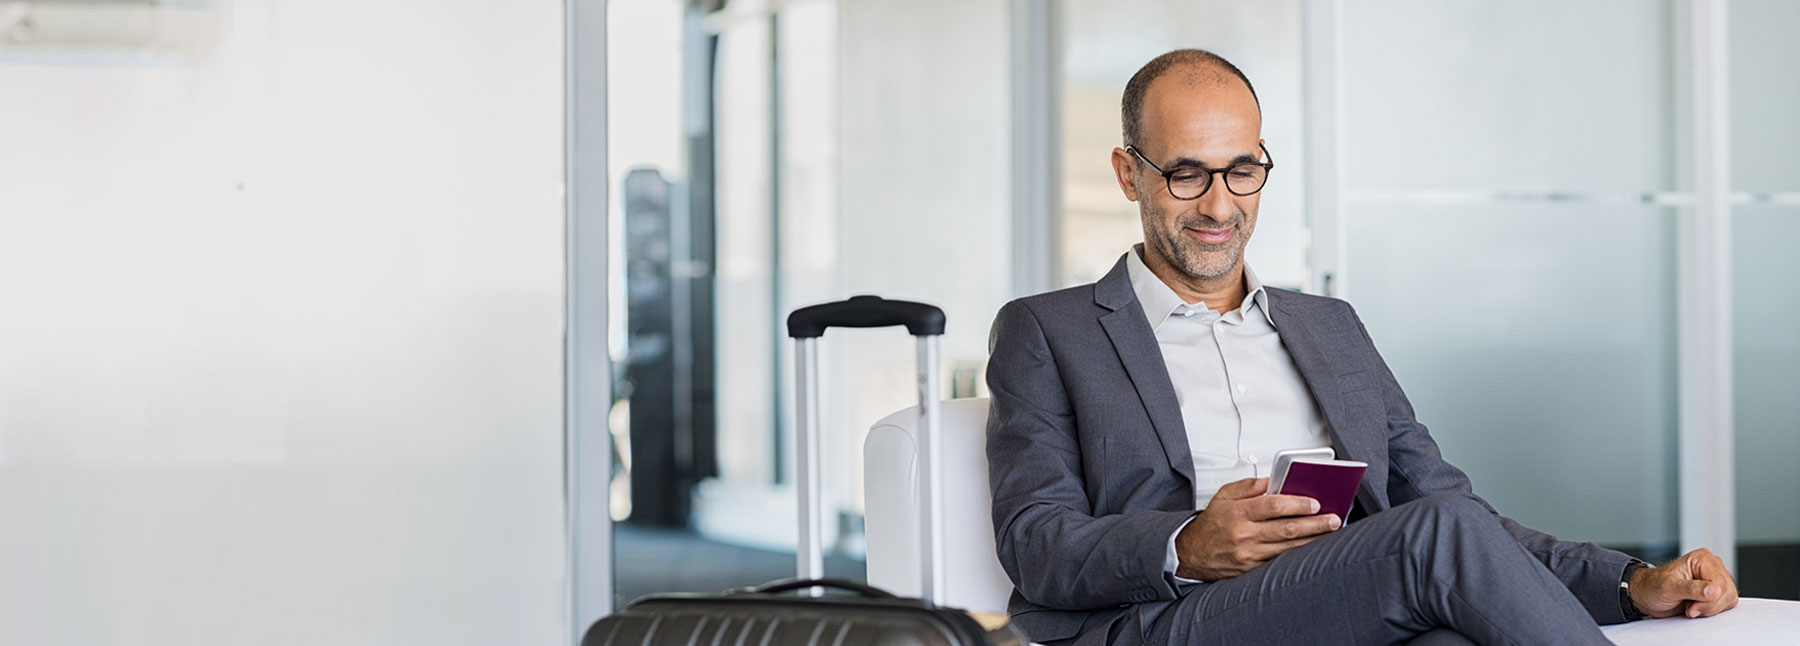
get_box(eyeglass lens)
[1167,165,1267,199]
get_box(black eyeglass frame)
[1125,143,1275,200]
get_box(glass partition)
[1345,205,1679,547]
[1340,0,1681,558]
[1730,0,1800,600]
[1342,0,1673,193]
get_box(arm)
[1344,303,1638,625]
[985,300,1194,610]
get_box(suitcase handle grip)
[786,296,946,338]
[749,578,898,599]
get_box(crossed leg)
[1139,494,1612,646]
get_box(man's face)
[1113,70,1264,282]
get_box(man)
[984,49,1738,646]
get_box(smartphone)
[1267,447,1336,495]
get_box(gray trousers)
[1133,494,1613,646]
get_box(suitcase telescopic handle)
[786,295,946,339]
[787,296,947,604]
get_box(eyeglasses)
[1125,143,1274,200]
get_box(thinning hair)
[1120,48,1261,148]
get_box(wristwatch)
[1620,560,1652,621]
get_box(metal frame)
[1301,0,1345,298]
[566,0,613,640]
[793,338,825,581]
[1010,0,1061,297]
[1675,0,1735,571]
[915,336,945,602]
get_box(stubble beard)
[1143,207,1249,281]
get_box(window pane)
[1730,0,1800,193]
[1343,0,1674,192]
[1341,0,1681,559]
[1731,0,1800,602]
[1346,205,1679,551]
[1732,207,1800,599]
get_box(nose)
[1196,171,1235,222]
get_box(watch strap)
[1620,559,1652,621]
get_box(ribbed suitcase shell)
[583,592,1023,646]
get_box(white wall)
[0,1,568,642]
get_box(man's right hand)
[1173,477,1343,581]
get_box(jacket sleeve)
[1344,302,1637,625]
[985,300,1195,610]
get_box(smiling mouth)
[1187,226,1234,245]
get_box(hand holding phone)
[1267,446,1366,523]
[1267,447,1335,493]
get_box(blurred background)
[0,0,1793,643]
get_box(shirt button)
[1236,383,1246,393]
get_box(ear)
[1259,138,1268,162]
[1111,147,1140,202]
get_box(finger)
[1664,578,1712,603]
[1213,477,1268,501]
[1693,551,1738,592]
[1690,584,1741,618]
[1686,551,1738,617]
[1247,533,1327,562]
[1255,514,1341,542]
[1682,583,1722,617]
[1676,548,1718,578]
[1243,494,1322,521]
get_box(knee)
[1397,494,1493,529]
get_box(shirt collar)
[1125,244,1274,330]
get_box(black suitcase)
[583,296,1028,646]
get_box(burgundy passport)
[1274,459,1366,522]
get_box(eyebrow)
[1166,152,1261,169]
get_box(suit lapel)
[1094,256,1197,491]
[1266,290,1388,508]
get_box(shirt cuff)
[1165,515,1204,585]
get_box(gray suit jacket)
[984,255,1634,645]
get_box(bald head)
[1121,49,1260,148]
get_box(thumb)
[1213,477,1268,502]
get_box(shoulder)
[1266,286,1360,321]
[1004,283,1097,317]
[989,283,1107,352]
[1265,287,1381,346]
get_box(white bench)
[865,398,1800,645]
